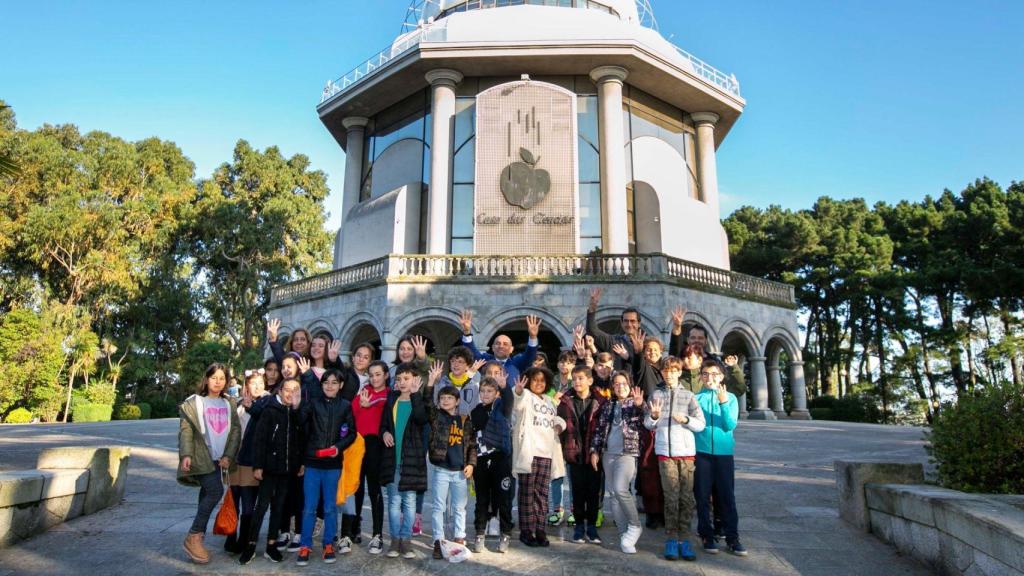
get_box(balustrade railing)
[271,253,793,307]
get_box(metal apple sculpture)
[500,147,551,210]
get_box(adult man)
[459,310,540,386]
[586,287,642,371]
[668,307,746,397]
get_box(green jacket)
[680,365,746,397]
[177,394,242,486]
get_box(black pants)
[568,462,602,527]
[354,435,385,536]
[694,453,738,543]
[278,471,303,537]
[250,473,290,545]
[474,451,514,535]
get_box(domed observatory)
[274,0,809,419]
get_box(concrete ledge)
[0,446,130,548]
[836,460,925,531]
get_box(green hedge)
[927,384,1024,494]
[113,404,142,420]
[148,398,180,419]
[73,403,112,423]
[809,408,833,421]
[808,395,837,410]
[5,407,33,423]
[137,402,152,420]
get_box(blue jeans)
[387,471,417,539]
[301,467,340,548]
[431,466,468,541]
[550,468,573,511]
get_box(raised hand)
[459,309,473,335]
[724,354,738,367]
[631,328,647,354]
[358,387,372,408]
[631,386,644,406]
[514,374,528,395]
[297,356,311,375]
[428,360,444,386]
[649,396,663,418]
[497,367,509,388]
[612,342,629,360]
[671,305,686,331]
[412,335,429,359]
[267,318,281,343]
[585,334,596,354]
[468,359,487,376]
[409,376,423,394]
[573,323,585,341]
[242,385,253,408]
[588,287,603,312]
[573,337,587,360]
[328,339,342,362]
[526,315,542,338]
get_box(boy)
[644,356,706,562]
[547,350,577,526]
[558,366,606,544]
[470,375,514,553]
[379,363,428,559]
[693,359,745,556]
[427,384,478,559]
[433,346,485,416]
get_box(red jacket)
[352,385,389,437]
[557,391,605,465]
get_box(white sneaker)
[313,518,323,539]
[620,525,642,554]
[287,533,302,552]
[368,534,384,555]
[274,532,291,550]
[486,517,500,537]
[338,536,353,555]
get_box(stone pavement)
[0,419,934,576]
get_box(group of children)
[177,290,747,567]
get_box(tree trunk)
[63,364,77,423]
[937,291,966,395]
[911,289,941,415]
[875,297,888,424]
[1000,308,1022,386]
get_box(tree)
[188,140,331,355]
[0,308,65,421]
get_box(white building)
[273,0,809,419]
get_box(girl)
[225,369,268,554]
[591,371,646,553]
[266,318,312,364]
[380,362,429,558]
[351,360,391,554]
[512,367,566,547]
[178,363,242,565]
[264,358,282,393]
[389,334,431,381]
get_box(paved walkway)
[0,419,933,575]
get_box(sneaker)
[595,509,604,528]
[620,525,642,554]
[663,539,679,561]
[535,530,550,547]
[338,536,353,555]
[368,534,384,555]
[322,543,337,564]
[519,530,538,547]
[497,534,510,553]
[679,539,697,561]
[386,539,401,558]
[566,512,576,526]
[728,540,748,556]
[401,538,416,559]
[586,525,601,544]
[287,533,302,552]
[297,546,311,566]
[572,524,586,543]
[264,546,284,563]
[471,535,485,553]
[313,518,323,539]
[702,536,719,554]
[275,532,290,550]
[486,517,500,536]
[239,542,257,565]
[432,539,443,559]
[352,533,363,545]
[714,525,726,541]
[412,514,423,536]
[547,508,563,525]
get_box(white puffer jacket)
[643,384,706,457]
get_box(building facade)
[272,0,809,419]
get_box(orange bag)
[213,476,237,536]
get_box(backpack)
[481,397,512,454]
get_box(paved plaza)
[0,419,934,575]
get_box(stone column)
[425,69,463,255]
[334,116,369,268]
[746,356,777,420]
[691,112,721,218]
[768,364,786,418]
[738,393,748,419]
[589,66,630,254]
[380,331,398,365]
[789,361,811,419]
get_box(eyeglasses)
[700,371,723,378]
[244,368,266,377]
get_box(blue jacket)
[461,335,538,385]
[694,389,738,455]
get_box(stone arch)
[306,318,340,341]
[339,311,385,348]
[569,307,664,342]
[479,306,572,349]
[679,310,721,351]
[761,325,802,362]
[717,317,762,357]
[630,180,662,253]
[388,306,465,354]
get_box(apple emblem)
[500,147,551,210]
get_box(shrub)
[113,404,142,420]
[136,402,152,420]
[808,395,836,409]
[5,407,33,423]
[148,398,180,419]
[809,408,833,421]
[830,394,882,423]
[927,384,1024,494]
[73,403,113,422]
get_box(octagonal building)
[272,0,810,419]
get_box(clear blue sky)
[3,0,1022,229]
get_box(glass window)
[453,138,476,184]
[579,182,602,238]
[451,184,475,240]
[451,238,474,255]
[453,99,476,151]
[578,138,599,183]
[577,96,599,149]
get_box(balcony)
[270,253,795,308]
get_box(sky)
[2,0,1022,230]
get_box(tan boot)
[183,532,210,564]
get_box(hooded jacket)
[379,390,430,492]
[300,393,357,469]
[643,383,706,457]
[694,389,739,455]
[177,394,241,486]
[591,396,646,458]
[557,390,605,465]
[251,396,304,474]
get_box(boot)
[183,531,210,564]
[223,531,238,554]
[231,515,252,555]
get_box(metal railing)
[271,253,793,306]
[673,46,741,97]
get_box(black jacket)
[236,394,275,467]
[379,390,429,492]
[300,394,356,469]
[428,410,478,470]
[251,397,303,475]
[558,391,605,465]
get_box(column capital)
[789,361,805,367]
[425,68,464,87]
[690,112,721,127]
[342,116,369,130]
[589,65,629,85]
[766,365,781,372]
[747,356,767,363]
